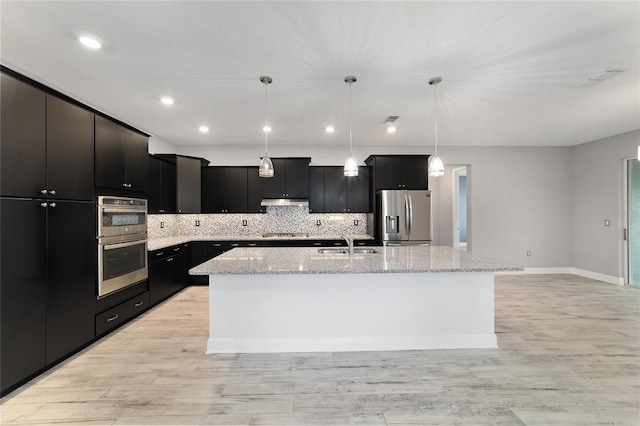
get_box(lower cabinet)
[149,244,186,304]
[0,198,95,395]
[96,291,150,336]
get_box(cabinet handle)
[230,243,239,247]
[49,190,56,196]
[212,243,221,247]
[122,183,128,188]
[40,189,48,195]
[248,243,257,247]
[313,242,321,246]
[159,209,165,213]
[134,301,144,308]
[173,247,180,252]
[167,258,174,262]
[49,203,56,208]
[40,202,48,208]
[107,314,119,322]
[156,252,164,257]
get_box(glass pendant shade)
[428,155,445,177]
[344,156,359,177]
[259,155,274,178]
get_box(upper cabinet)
[261,158,310,199]
[202,166,263,214]
[0,73,94,201]
[95,116,149,193]
[148,155,176,214]
[364,155,429,190]
[308,166,372,213]
[153,155,210,214]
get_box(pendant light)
[428,76,445,177]
[258,75,274,178]
[343,75,359,177]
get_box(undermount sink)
[317,248,378,254]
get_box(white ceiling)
[1,1,639,148]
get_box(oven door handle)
[100,207,147,214]
[102,240,146,251]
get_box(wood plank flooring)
[1,274,639,425]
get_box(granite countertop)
[148,234,374,251]
[189,245,522,275]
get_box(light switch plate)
[604,219,610,227]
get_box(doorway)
[453,166,468,251]
[626,158,640,285]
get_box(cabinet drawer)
[150,244,183,261]
[95,291,149,336]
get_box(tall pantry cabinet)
[0,71,96,394]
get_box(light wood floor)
[1,274,639,425]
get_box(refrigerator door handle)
[404,194,411,236]
[407,194,413,237]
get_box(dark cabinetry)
[202,167,264,213]
[309,166,371,213]
[95,116,149,193]
[262,158,310,199]
[96,292,149,336]
[153,155,209,213]
[148,155,177,213]
[149,245,186,305]
[0,74,94,201]
[0,199,95,393]
[364,155,429,190]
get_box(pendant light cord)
[264,82,269,156]
[348,81,353,155]
[433,81,438,157]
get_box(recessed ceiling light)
[263,125,272,133]
[78,35,101,50]
[160,96,174,105]
[199,125,209,133]
[325,126,335,133]
[387,126,397,134]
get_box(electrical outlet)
[160,221,164,228]
[353,219,359,226]
[195,220,200,227]
[604,219,610,227]
[526,250,532,257]
[316,220,321,226]
[242,219,248,226]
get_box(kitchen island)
[190,245,521,353]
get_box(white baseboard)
[497,267,624,285]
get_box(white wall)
[570,129,640,279]
[149,136,177,154]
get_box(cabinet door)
[324,167,347,213]
[95,116,126,190]
[176,156,201,213]
[261,158,287,198]
[308,167,325,213]
[284,158,310,198]
[347,166,371,213]
[161,160,177,213]
[202,167,225,213]
[148,156,162,213]
[0,73,46,198]
[46,201,96,364]
[401,156,429,190]
[149,256,173,305]
[125,130,149,192]
[46,95,94,201]
[188,242,210,285]
[224,167,248,213]
[373,156,402,190]
[0,198,46,393]
[247,167,264,213]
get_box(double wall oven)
[97,196,148,298]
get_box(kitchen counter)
[148,234,374,251]
[189,245,520,275]
[193,245,521,354]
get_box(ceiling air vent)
[573,68,631,88]
[384,116,400,123]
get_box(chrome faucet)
[342,235,354,255]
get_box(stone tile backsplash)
[148,206,369,239]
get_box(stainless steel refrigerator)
[376,190,432,245]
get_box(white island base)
[206,271,497,354]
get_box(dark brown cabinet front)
[95,116,149,193]
[148,155,177,214]
[261,158,310,199]
[308,166,371,213]
[365,155,429,190]
[202,166,264,214]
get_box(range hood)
[260,198,309,207]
